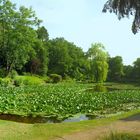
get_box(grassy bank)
[102,132,140,140]
[0,109,139,140]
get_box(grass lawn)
[0,109,139,140]
[102,132,140,140]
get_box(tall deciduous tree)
[87,43,109,83]
[48,38,72,76]
[48,37,87,80]
[108,56,124,81]
[0,0,40,73]
[26,26,49,76]
[133,58,140,80]
[123,65,134,82]
[26,39,48,76]
[103,0,140,34]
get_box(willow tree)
[87,43,109,83]
[103,0,140,34]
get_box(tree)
[37,26,49,42]
[123,65,134,82]
[25,39,48,76]
[108,56,124,81]
[133,58,140,81]
[48,37,87,80]
[26,26,49,76]
[87,43,109,83]
[0,0,40,74]
[48,38,72,77]
[66,44,87,80]
[103,0,140,34]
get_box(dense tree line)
[0,0,140,83]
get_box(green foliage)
[103,0,140,34]
[14,76,45,86]
[0,0,140,84]
[50,74,62,83]
[0,78,12,87]
[123,65,134,82]
[133,58,140,81]
[0,0,40,73]
[102,132,140,140]
[93,84,108,92]
[37,26,49,42]
[48,38,73,76]
[27,26,49,76]
[63,75,75,83]
[108,56,124,82]
[42,76,51,83]
[9,70,18,79]
[87,43,109,83]
[26,39,48,76]
[48,38,86,80]
[0,68,7,78]
[0,83,139,118]
[14,77,23,87]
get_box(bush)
[0,68,7,78]
[14,78,23,87]
[0,78,12,87]
[63,75,75,83]
[42,76,51,83]
[22,72,31,76]
[14,76,45,86]
[50,74,62,83]
[9,70,18,79]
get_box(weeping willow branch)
[103,0,140,34]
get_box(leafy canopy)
[0,0,40,73]
[87,43,109,83]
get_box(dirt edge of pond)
[54,114,140,140]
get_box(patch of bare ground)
[54,114,140,140]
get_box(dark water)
[0,114,59,123]
[86,84,139,92]
[121,113,140,122]
[0,114,95,124]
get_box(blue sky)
[12,0,140,65]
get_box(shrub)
[42,76,51,83]
[22,72,31,76]
[0,68,7,78]
[63,75,75,83]
[9,70,18,79]
[14,78,23,87]
[50,74,62,83]
[0,78,12,87]
[14,76,45,86]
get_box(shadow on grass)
[120,113,140,122]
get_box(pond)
[0,114,96,124]
[86,84,140,92]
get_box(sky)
[11,0,140,65]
